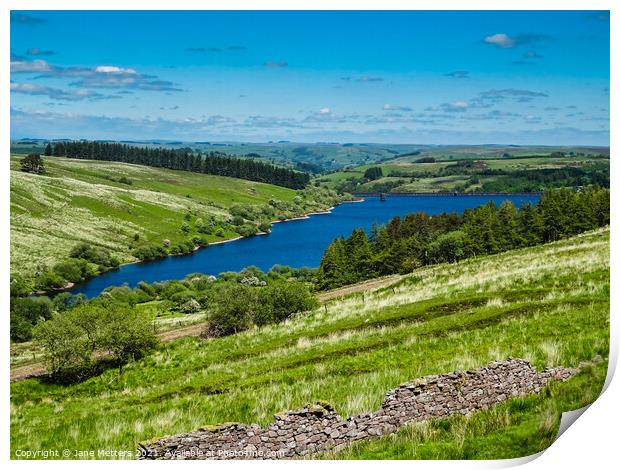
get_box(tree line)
[45,141,310,189]
[317,187,610,290]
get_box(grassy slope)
[10,228,609,459]
[10,156,296,278]
[318,154,610,193]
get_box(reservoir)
[70,194,539,298]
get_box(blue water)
[70,195,539,298]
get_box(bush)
[427,231,469,264]
[206,284,260,336]
[35,270,66,291]
[237,223,258,238]
[10,313,34,342]
[205,280,318,336]
[10,275,32,297]
[231,215,245,226]
[191,235,207,247]
[137,281,156,296]
[363,167,383,181]
[11,295,53,341]
[53,258,95,283]
[259,281,318,325]
[69,243,120,269]
[100,285,153,306]
[196,217,216,234]
[20,154,45,174]
[33,303,158,380]
[170,242,194,255]
[133,244,167,261]
[180,298,201,314]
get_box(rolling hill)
[10,156,340,281]
[10,227,609,459]
[318,152,610,194]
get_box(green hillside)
[10,156,340,281]
[10,227,609,459]
[318,153,610,194]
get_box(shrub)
[69,243,119,269]
[231,215,245,226]
[180,298,201,314]
[100,285,153,306]
[53,258,95,283]
[191,235,207,247]
[260,281,318,324]
[137,281,156,296]
[237,223,258,238]
[205,280,318,336]
[170,242,194,255]
[10,296,53,341]
[363,167,383,181]
[52,292,85,312]
[427,231,469,264]
[259,221,272,233]
[20,154,45,174]
[207,284,259,336]
[33,303,158,380]
[10,275,32,297]
[240,276,266,286]
[10,313,34,342]
[133,244,167,261]
[35,270,66,291]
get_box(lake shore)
[43,200,353,297]
[60,193,539,298]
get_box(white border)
[2,1,617,469]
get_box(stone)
[139,359,581,461]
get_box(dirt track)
[10,275,404,383]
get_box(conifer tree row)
[47,141,310,189]
[317,187,610,289]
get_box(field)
[10,156,301,279]
[318,153,610,193]
[10,227,610,459]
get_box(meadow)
[318,153,610,194]
[10,227,609,459]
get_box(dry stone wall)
[139,358,578,460]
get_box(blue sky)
[10,10,610,145]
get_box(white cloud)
[442,100,469,112]
[484,33,515,48]
[319,107,331,114]
[10,58,53,73]
[10,81,113,101]
[95,65,137,74]
[383,104,413,112]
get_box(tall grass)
[10,228,609,459]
